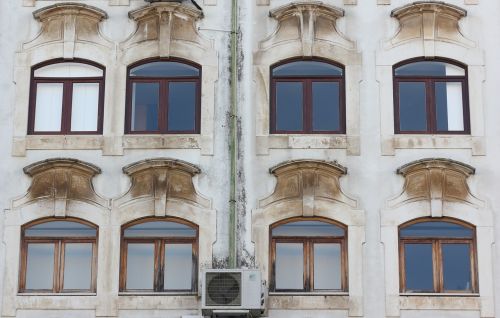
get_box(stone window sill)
[381,135,485,156]
[398,294,481,310]
[17,293,97,296]
[257,135,360,155]
[267,293,349,310]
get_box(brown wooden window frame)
[399,217,478,294]
[270,58,346,134]
[393,57,470,135]
[119,217,199,293]
[19,218,98,293]
[125,58,202,134]
[269,217,348,293]
[28,59,105,135]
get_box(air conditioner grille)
[206,272,242,306]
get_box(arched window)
[270,59,345,134]
[126,59,201,134]
[399,218,477,293]
[393,58,469,134]
[19,218,98,293]
[28,60,105,134]
[120,218,198,292]
[270,218,347,292]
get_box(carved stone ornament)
[121,2,211,57]
[259,1,355,56]
[115,158,211,216]
[388,158,483,212]
[24,3,112,56]
[12,158,109,214]
[259,160,357,216]
[388,1,474,51]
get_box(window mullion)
[434,240,442,293]
[60,82,73,133]
[158,80,168,133]
[304,80,311,133]
[54,240,62,293]
[304,240,310,292]
[427,80,435,133]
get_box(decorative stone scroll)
[12,158,109,215]
[115,158,211,217]
[121,1,211,57]
[24,3,112,57]
[388,1,474,55]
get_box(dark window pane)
[435,82,464,131]
[400,221,473,238]
[130,62,199,77]
[313,243,341,290]
[63,243,93,290]
[398,82,427,131]
[275,82,303,131]
[164,244,193,290]
[168,82,196,132]
[25,221,96,237]
[395,62,465,77]
[124,221,196,238]
[312,82,340,131]
[273,61,343,77]
[26,243,55,290]
[275,243,303,290]
[442,244,472,291]
[272,221,344,237]
[404,243,434,292]
[131,82,159,131]
[126,243,154,290]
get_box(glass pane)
[63,243,93,290]
[312,82,340,131]
[164,244,193,290]
[168,82,196,132]
[314,243,341,290]
[395,61,465,77]
[275,82,303,131]
[272,221,344,237]
[126,243,154,290]
[34,63,103,78]
[124,221,196,238]
[26,243,54,290]
[131,82,159,131]
[34,83,63,132]
[275,243,304,290]
[404,243,434,292]
[25,221,96,237]
[398,82,427,131]
[273,61,343,77]
[435,82,464,131]
[71,83,99,131]
[442,244,472,291]
[130,62,199,77]
[400,221,473,238]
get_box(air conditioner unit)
[202,269,262,312]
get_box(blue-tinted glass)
[130,62,199,77]
[442,244,472,291]
[26,243,55,290]
[401,221,473,238]
[312,82,340,131]
[273,61,342,77]
[124,221,196,238]
[404,243,434,292]
[275,243,303,290]
[313,243,341,290]
[275,82,303,131]
[395,62,464,77]
[398,82,427,131]
[131,82,159,131]
[435,82,464,132]
[272,221,344,237]
[25,221,96,237]
[168,82,196,132]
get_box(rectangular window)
[34,83,64,132]
[312,82,340,131]
[71,83,100,132]
[63,243,93,290]
[404,243,434,292]
[168,82,197,132]
[398,82,427,132]
[126,243,155,290]
[435,82,464,132]
[442,243,472,291]
[275,82,304,132]
[25,243,55,290]
[313,243,341,290]
[164,243,193,290]
[275,243,304,290]
[131,83,160,132]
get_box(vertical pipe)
[228,0,238,269]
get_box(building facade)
[0,0,499,317]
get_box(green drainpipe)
[228,0,238,269]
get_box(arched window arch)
[120,217,198,292]
[125,58,201,134]
[269,217,347,292]
[28,59,105,135]
[270,58,345,134]
[19,218,98,293]
[393,58,470,134]
[399,217,477,293]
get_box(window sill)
[269,292,349,296]
[122,134,201,150]
[17,292,97,296]
[118,292,198,296]
[381,134,485,156]
[267,293,349,310]
[399,293,479,297]
[256,134,360,155]
[398,294,481,311]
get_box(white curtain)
[35,63,103,78]
[71,83,99,131]
[446,82,464,131]
[34,83,63,132]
